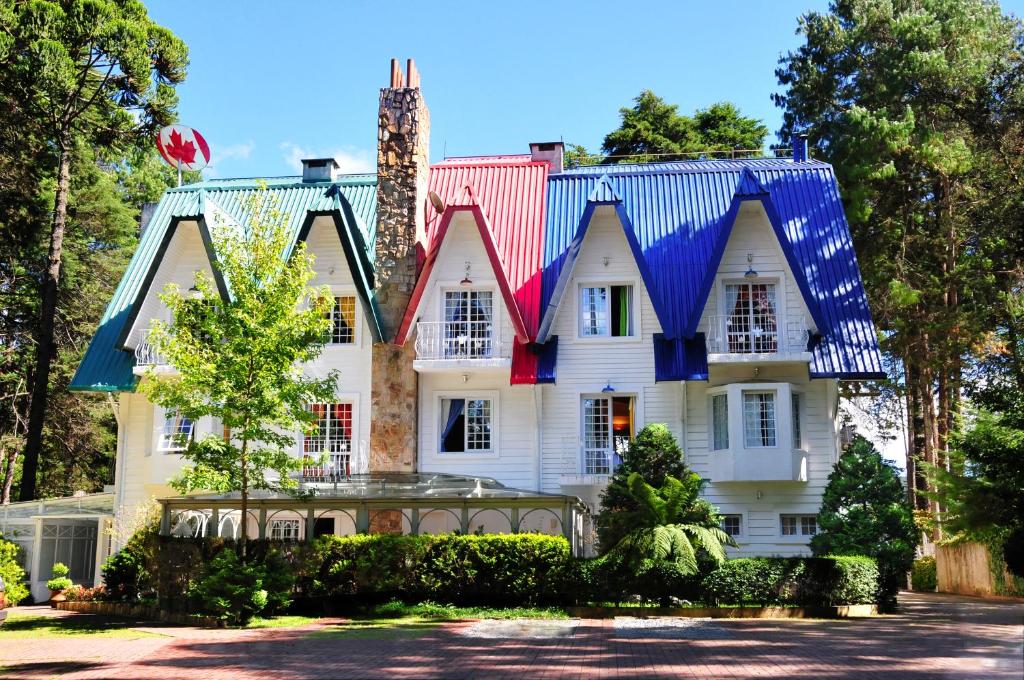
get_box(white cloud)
[214,140,256,162]
[279,142,374,175]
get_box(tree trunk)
[19,145,71,501]
[0,446,16,505]
[240,439,248,560]
[905,356,929,512]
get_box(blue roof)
[70,175,378,392]
[541,158,884,380]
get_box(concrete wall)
[936,542,1024,597]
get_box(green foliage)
[604,473,734,576]
[102,533,153,602]
[911,556,937,592]
[192,550,268,625]
[597,423,702,551]
[296,534,575,608]
[0,537,29,606]
[46,562,73,592]
[601,93,768,162]
[700,556,878,607]
[812,436,918,611]
[141,188,337,547]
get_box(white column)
[29,517,44,602]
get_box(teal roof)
[71,174,378,392]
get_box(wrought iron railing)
[705,316,811,355]
[134,329,167,367]
[414,321,508,360]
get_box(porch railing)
[134,328,167,367]
[415,321,507,360]
[705,316,811,355]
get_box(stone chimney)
[369,58,429,474]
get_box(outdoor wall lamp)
[744,252,758,279]
[460,260,473,286]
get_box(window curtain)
[439,399,465,452]
[615,286,630,336]
[470,292,492,324]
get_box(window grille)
[443,290,493,358]
[781,515,817,536]
[439,398,493,453]
[328,296,356,344]
[725,282,777,352]
[743,391,777,447]
[159,410,194,451]
[304,403,353,473]
[269,519,300,541]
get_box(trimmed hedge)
[699,556,878,607]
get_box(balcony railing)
[300,453,353,483]
[705,316,811,355]
[134,329,168,368]
[414,321,507,361]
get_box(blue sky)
[149,0,1024,180]
[138,1,834,177]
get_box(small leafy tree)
[812,436,918,611]
[606,472,734,576]
[0,536,29,606]
[597,423,692,552]
[142,189,336,555]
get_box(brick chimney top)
[390,58,421,89]
[530,141,564,173]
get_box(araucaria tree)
[812,436,918,612]
[0,0,188,500]
[774,0,1024,530]
[141,190,337,554]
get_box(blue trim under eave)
[654,333,708,381]
[535,337,558,383]
[683,192,829,340]
[536,196,673,343]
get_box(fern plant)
[607,472,736,575]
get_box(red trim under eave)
[395,204,531,346]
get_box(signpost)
[156,124,211,185]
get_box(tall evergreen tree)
[812,436,918,611]
[774,0,1024,529]
[0,0,188,500]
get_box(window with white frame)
[711,394,729,451]
[721,514,742,537]
[581,395,634,474]
[327,295,356,344]
[579,284,634,337]
[158,409,194,451]
[743,391,777,447]
[780,514,817,536]
[439,398,493,453]
[304,403,353,473]
[791,393,802,449]
[443,290,493,358]
[269,519,300,541]
[724,281,778,352]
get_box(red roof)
[396,156,549,384]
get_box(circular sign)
[156,124,211,172]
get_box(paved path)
[1,592,1021,679]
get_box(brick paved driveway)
[1,592,1021,679]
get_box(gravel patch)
[614,616,733,639]
[457,618,580,639]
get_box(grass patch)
[245,615,322,629]
[308,616,443,640]
[0,611,165,639]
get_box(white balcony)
[132,329,175,376]
[704,315,813,365]
[709,448,808,483]
[413,321,512,372]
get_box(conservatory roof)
[0,492,114,522]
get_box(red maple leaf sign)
[164,129,197,165]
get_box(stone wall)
[370,61,429,473]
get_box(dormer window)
[725,282,777,352]
[579,284,634,338]
[158,409,193,452]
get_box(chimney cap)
[301,157,341,183]
[301,157,340,169]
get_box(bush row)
[102,533,880,614]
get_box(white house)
[62,59,884,589]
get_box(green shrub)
[46,562,74,592]
[0,537,29,606]
[700,557,878,607]
[192,549,293,625]
[103,543,151,601]
[911,556,937,591]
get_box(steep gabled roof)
[407,156,549,384]
[70,175,378,392]
[543,159,885,380]
[536,174,671,343]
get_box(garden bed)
[56,600,220,628]
[567,604,877,618]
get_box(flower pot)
[49,590,67,607]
